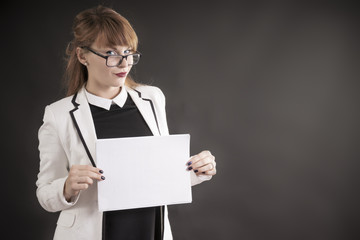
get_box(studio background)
[2,0,359,239]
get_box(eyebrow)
[105,46,132,52]
[107,45,131,49]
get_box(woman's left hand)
[186,150,217,176]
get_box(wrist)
[63,182,72,202]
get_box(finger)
[190,155,215,170]
[193,162,214,173]
[76,176,94,185]
[68,178,90,191]
[198,168,217,176]
[71,182,90,191]
[71,165,104,175]
[78,170,104,181]
[198,150,211,158]
[187,150,212,165]
[186,150,210,165]
[69,169,104,182]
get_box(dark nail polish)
[187,161,192,166]
[194,170,198,173]
[101,176,105,180]
[99,170,104,174]
[187,166,193,171]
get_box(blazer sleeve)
[155,87,212,186]
[36,105,80,212]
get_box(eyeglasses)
[81,46,141,67]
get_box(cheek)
[96,67,112,77]
[126,66,133,76]
[90,59,109,75]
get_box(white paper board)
[96,134,192,211]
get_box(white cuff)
[190,171,212,186]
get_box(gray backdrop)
[2,0,359,239]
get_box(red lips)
[115,72,127,78]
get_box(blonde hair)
[64,5,139,96]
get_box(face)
[79,43,133,98]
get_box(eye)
[124,49,131,55]
[105,50,117,56]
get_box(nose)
[117,56,128,68]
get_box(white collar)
[84,87,128,110]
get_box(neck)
[85,83,122,99]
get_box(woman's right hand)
[64,165,105,202]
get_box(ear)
[76,47,88,66]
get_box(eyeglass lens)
[107,54,140,66]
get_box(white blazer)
[36,85,209,240]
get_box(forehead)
[92,38,132,51]
[92,31,135,50]
[92,42,130,51]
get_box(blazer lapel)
[68,86,161,167]
[127,87,161,136]
[69,87,98,167]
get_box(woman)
[36,5,216,240]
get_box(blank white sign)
[96,134,192,211]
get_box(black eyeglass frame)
[81,46,141,67]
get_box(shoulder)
[129,84,166,102]
[47,95,75,112]
[41,95,75,123]
[132,84,164,97]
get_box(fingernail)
[99,170,104,174]
[187,166,193,171]
[194,170,198,173]
[101,176,105,180]
[187,161,192,166]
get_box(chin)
[119,80,126,87]
[113,78,126,88]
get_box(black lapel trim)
[161,205,164,239]
[133,89,161,135]
[69,93,97,167]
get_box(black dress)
[89,96,162,240]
